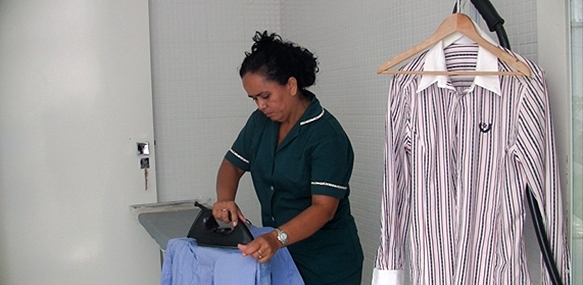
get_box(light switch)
[137,142,149,155]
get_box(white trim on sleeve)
[229,149,249,164]
[310,181,347,190]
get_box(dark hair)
[239,31,319,98]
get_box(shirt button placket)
[270,185,275,222]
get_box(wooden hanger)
[377,13,531,77]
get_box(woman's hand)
[211,200,245,226]
[238,230,281,263]
[214,159,246,226]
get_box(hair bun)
[240,31,319,92]
[251,31,282,52]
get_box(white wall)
[537,0,571,217]
[0,1,160,284]
[149,0,282,224]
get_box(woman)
[212,31,363,285]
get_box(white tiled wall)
[149,0,281,225]
[149,1,564,284]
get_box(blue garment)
[160,226,304,285]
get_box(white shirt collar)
[416,34,502,96]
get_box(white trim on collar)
[416,34,502,96]
[300,109,325,125]
[473,45,501,95]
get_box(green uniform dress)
[225,93,364,285]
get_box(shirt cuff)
[372,268,404,285]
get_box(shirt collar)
[416,35,501,96]
[299,92,325,126]
[276,92,324,151]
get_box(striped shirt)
[373,42,570,285]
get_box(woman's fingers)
[212,201,234,223]
[212,201,245,226]
[238,234,278,263]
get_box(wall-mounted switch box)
[140,157,150,169]
[137,142,149,155]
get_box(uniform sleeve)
[224,112,258,172]
[513,70,570,285]
[373,75,412,285]
[310,130,353,199]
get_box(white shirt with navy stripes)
[373,40,570,285]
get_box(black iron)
[187,201,254,248]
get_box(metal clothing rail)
[453,1,564,284]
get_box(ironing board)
[131,200,200,251]
[132,200,305,284]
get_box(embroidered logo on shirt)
[479,122,492,133]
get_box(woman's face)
[242,72,297,123]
